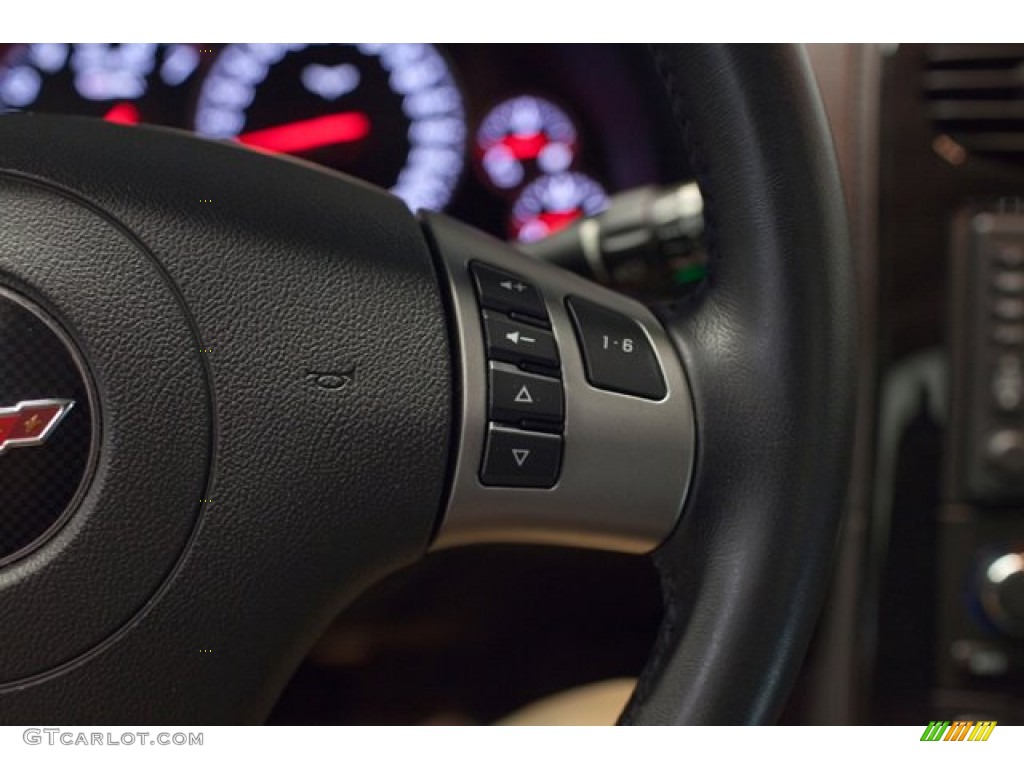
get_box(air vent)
[925,44,1024,166]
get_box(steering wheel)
[0,44,854,724]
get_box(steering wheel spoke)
[426,213,696,553]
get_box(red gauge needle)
[104,102,141,125]
[538,210,583,231]
[501,132,548,160]
[238,112,371,154]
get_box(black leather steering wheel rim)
[621,44,855,724]
[0,43,854,725]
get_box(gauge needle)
[238,112,371,154]
[502,132,547,160]
[104,102,141,125]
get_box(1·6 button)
[566,296,666,400]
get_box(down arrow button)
[480,424,563,488]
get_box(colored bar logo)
[920,721,996,741]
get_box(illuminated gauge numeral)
[476,96,578,190]
[71,44,158,101]
[160,45,201,87]
[511,172,609,243]
[194,44,466,213]
[0,64,43,108]
[300,63,360,101]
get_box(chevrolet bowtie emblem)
[0,400,75,455]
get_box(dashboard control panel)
[939,204,1024,722]
[949,209,1024,503]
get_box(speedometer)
[194,44,465,211]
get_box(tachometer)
[194,44,465,211]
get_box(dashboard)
[0,44,685,244]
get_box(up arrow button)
[488,363,564,426]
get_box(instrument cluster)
[0,44,676,242]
